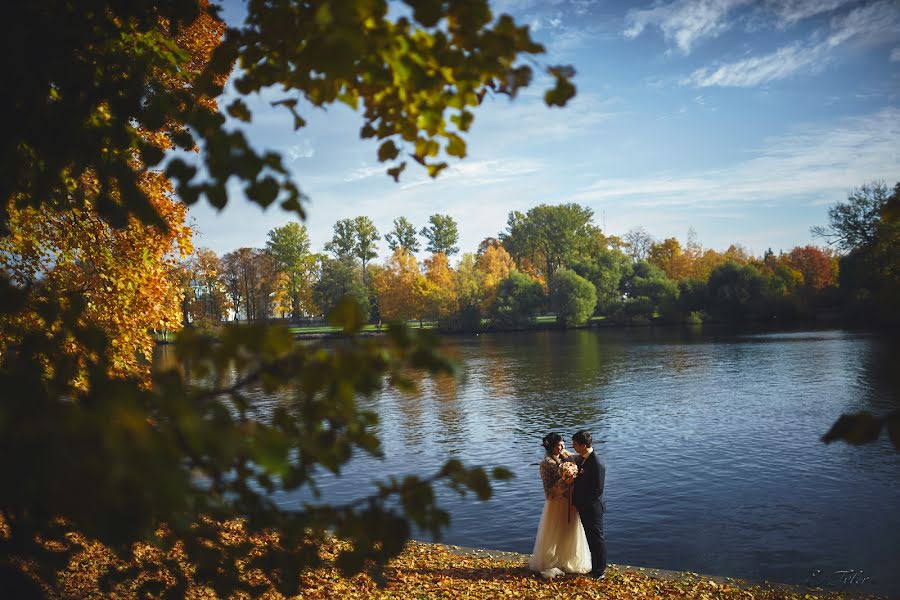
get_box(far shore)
[153,312,854,345]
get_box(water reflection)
[154,326,900,596]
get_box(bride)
[528,432,592,578]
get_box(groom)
[571,430,607,579]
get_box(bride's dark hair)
[541,433,562,453]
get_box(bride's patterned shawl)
[539,454,574,500]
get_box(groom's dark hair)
[572,431,592,447]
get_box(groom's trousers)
[578,501,607,576]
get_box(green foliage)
[491,270,544,328]
[706,262,769,322]
[551,268,596,328]
[501,204,596,279]
[811,182,892,253]
[420,214,460,256]
[568,246,632,315]
[266,222,313,318]
[385,217,421,254]
[617,260,677,322]
[312,258,372,322]
[325,219,358,261]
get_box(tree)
[491,270,544,328]
[0,170,192,386]
[648,237,692,281]
[706,262,769,322]
[1,0,577,595]
[354,216,381,281]
[312,256,371,322]
[618,260,677,322]
[623,227,654,262]
[423,253,458,324]
[501,203,595,280]
[812,182,892,252]
[385,217,420,254]
[552,268,596,327]
[420,214,460,256]
[220,248,277,321]
[373,250,426,324]
[181,247,231,326]
[475,244,516,313]
[325,218,358,261]
[784,246,838,290]
[266,222,313,318]
[569,246,632,315]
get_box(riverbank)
[286,540,879,599]
[50,532,879,598]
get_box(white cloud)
[684,0,900,87]
[892,47,900,61]
[399,158,544,190]
[343,164,387,183]
[285,140,315,161]
[624,0,752,54]
[572,107,900,208]
[765,0,855,27]
[685,43,829,87]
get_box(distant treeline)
[177,181,899,330]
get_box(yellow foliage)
[475,245,514,312]
[373,249,427,323]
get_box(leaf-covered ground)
[37,526,878,600]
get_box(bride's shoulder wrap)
[539,456,565,500]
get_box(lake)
[159,326,900,595]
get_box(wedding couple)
[528,430,607,580]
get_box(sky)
[189,0,900,260]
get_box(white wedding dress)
[528,454,592,578]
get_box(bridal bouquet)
[559,461,579,484]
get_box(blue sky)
[190,0,900,259]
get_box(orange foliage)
[1,172,191,385]
[784,245,838,289]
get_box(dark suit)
[572,450,607,576]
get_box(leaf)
[378,140,400,162]
[226,99,252,122]
[821,412,883,445]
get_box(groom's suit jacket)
[572,451,606,513]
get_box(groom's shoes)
[591,572,606,580]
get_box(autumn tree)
[420,214,460,256]
[0,172,192,384]
[220,248,277,321]
[475,244,516,313]
[648,237,692,281]
[423,253,458,324]
[373,249,426,324]
[266,222,314,318]
[385,217,420,253]
[181,247,230,326]
[784,246,838,290]
[0,0,579,596]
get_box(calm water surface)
[163,327,900,595]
